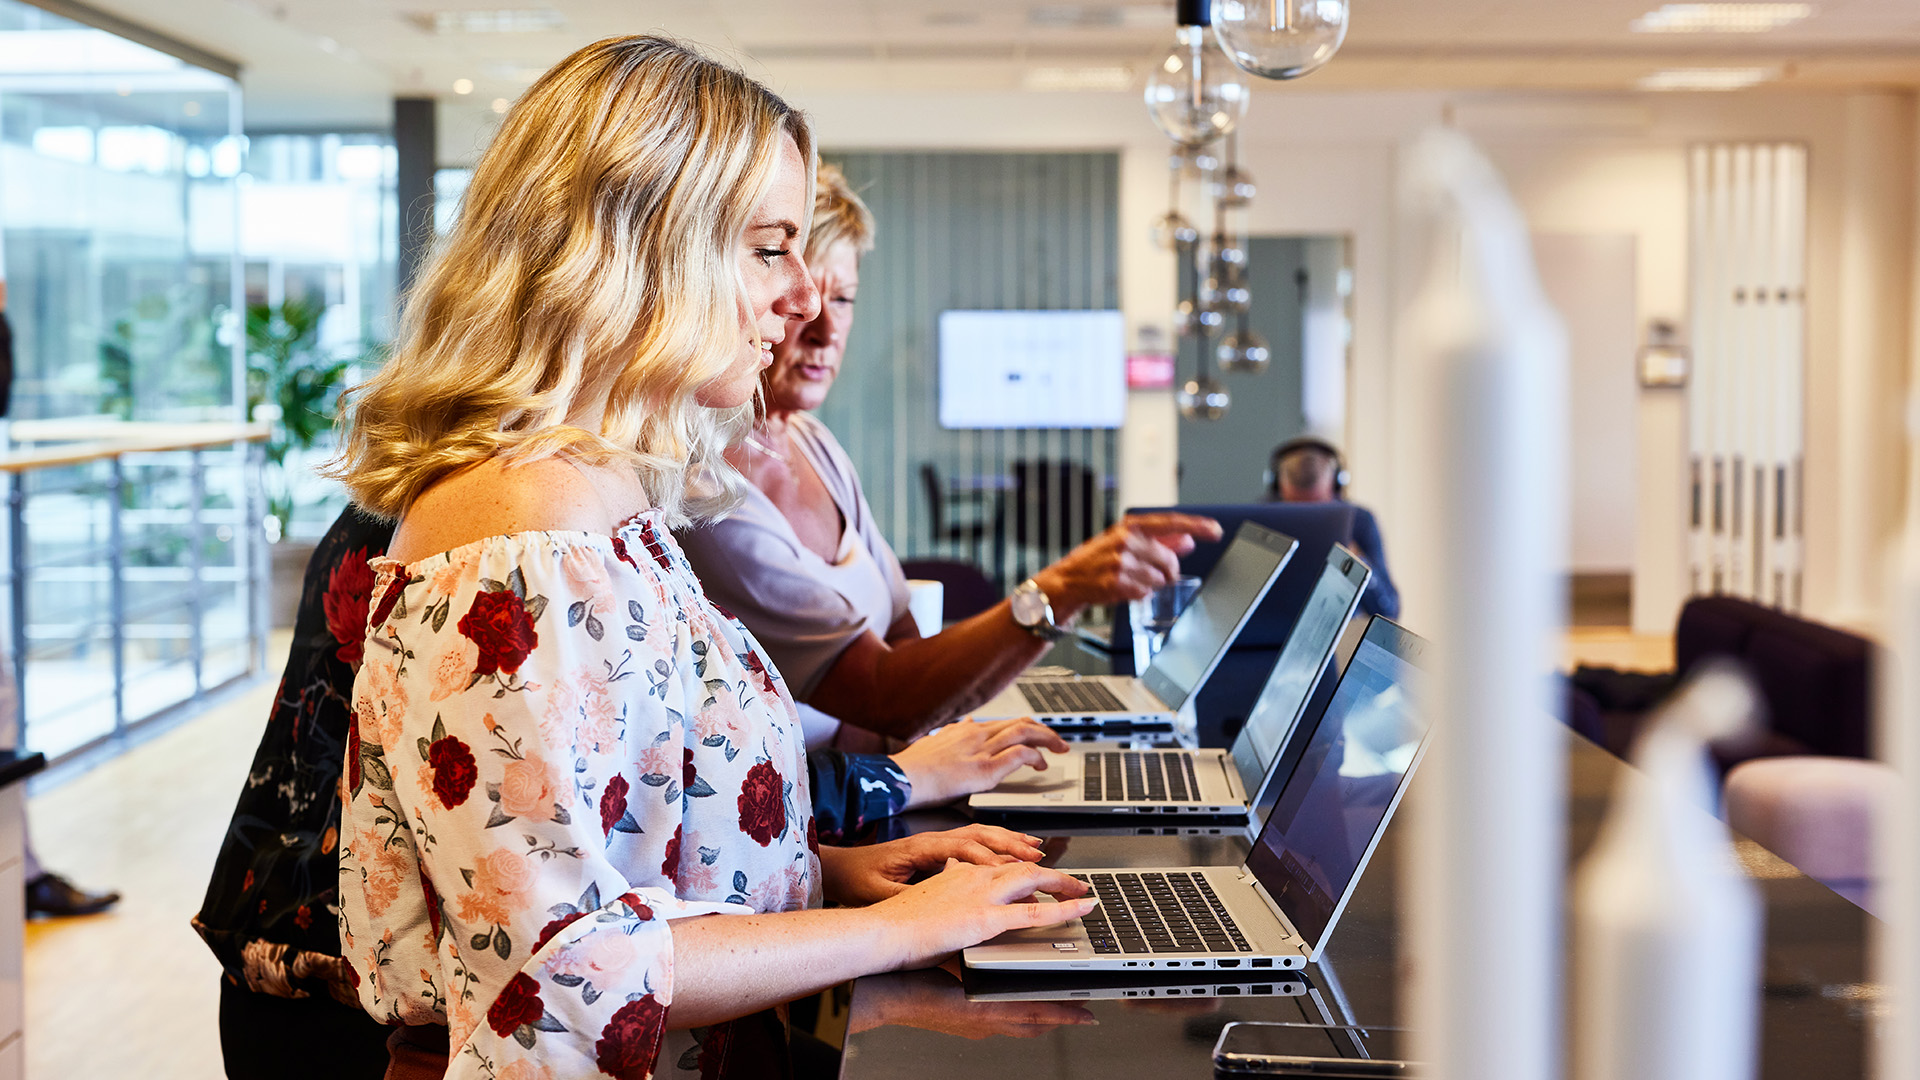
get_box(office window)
[0,0,243,422]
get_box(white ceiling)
[81,0,1920,129]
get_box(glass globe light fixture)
[1209,163,1256,207]
[1174,298,1226,337]
[1178,375,1231,420]
[1217,328,1270,373]
[1151,210,1200,250]
[1145,25,1251,148]
[1211,0,1349,81]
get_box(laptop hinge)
[1246,874,1312,959]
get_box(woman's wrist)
[1028,567,1085,624]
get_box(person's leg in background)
[0,649,119,918]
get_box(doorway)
[1176,234,1350,505]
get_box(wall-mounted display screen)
[937,309,1126,429]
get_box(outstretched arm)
[806,513,1222,738]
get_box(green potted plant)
[245,297,351,541]
[246,298,359,626]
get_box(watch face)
[1010,586,1046,626]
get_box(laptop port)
[1217,959,1240,968]
[1253,985,1273,995]
[1217,985,1241,994]
[1165,961,1180,967]
[1251,958,1272,968]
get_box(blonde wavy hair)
[808,163,875,263]
[329,35,815,526]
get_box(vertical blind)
[1687,143,1806,609]
[817,151,1122,594]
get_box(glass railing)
[1,421,268,762]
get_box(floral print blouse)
[339,513,820,1080]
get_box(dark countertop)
[0,750,46,790]
[841,730,1870,1079]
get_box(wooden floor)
[22,635,288,1080]
[15,621,1675,1080]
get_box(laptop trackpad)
[994,752,1077,793]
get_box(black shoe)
[25,872,120,917]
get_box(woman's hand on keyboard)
[871,859,1097,971]
[820,824,1046,905]
[893,718,1070,809]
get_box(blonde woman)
[332,37,1092,1080]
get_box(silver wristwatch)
[1010,578,1066,641]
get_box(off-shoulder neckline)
[370,507,664,573]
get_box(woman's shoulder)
[389,455,647,564]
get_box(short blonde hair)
[807,163,875,264]
[330,35,815,526]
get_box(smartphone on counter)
[1211,1020,1419,1076]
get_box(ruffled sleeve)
[338,520,817,1080]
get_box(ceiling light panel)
[1024,65,1136,91]
[406,9,566,35]
[1028,4,1174,30]
[1630,4,1815,34]
[1638,66,1779,90]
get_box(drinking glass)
[1130,575,1203,671]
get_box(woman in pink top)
[330,37,1092,1080]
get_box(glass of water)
[1130,575,1202,671]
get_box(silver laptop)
[973,522,1296,738]
[964,617,1429,973]
[968,544,1370,818]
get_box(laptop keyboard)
[1082,752,1201,802]
[1072,872,1252,955]
[1018,679,1128,714]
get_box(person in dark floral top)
[193,508,394,1079]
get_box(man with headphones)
[1266,436,1400,619]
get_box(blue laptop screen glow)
[1246,620,1428,950]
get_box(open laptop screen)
[1230,545,1371,805]
[1139,523,1295,712]
[1245,618,1429,954]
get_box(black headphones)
[1266,436,1349,499]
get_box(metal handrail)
[2,422,272,764]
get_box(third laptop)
[972,521,1295,738]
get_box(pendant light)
[1211,0,1350,81]
[1144,0,1250,148]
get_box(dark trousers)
[218,979,391,1080]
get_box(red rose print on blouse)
[738,649,777,697]
[534,910,585,952]
[599,773,630,837]
[486,972,546,1038]
[737,762,786,847]
[370,575,406,627]
[683,748,698,789]
[617,892,655,921]
[609,535,639,570]
[636,521,676,572]
[662,824,683,885]
[323,547,376,665]
[428,736,479,808]
[458,589,539,677]
[595,994,668,1080]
